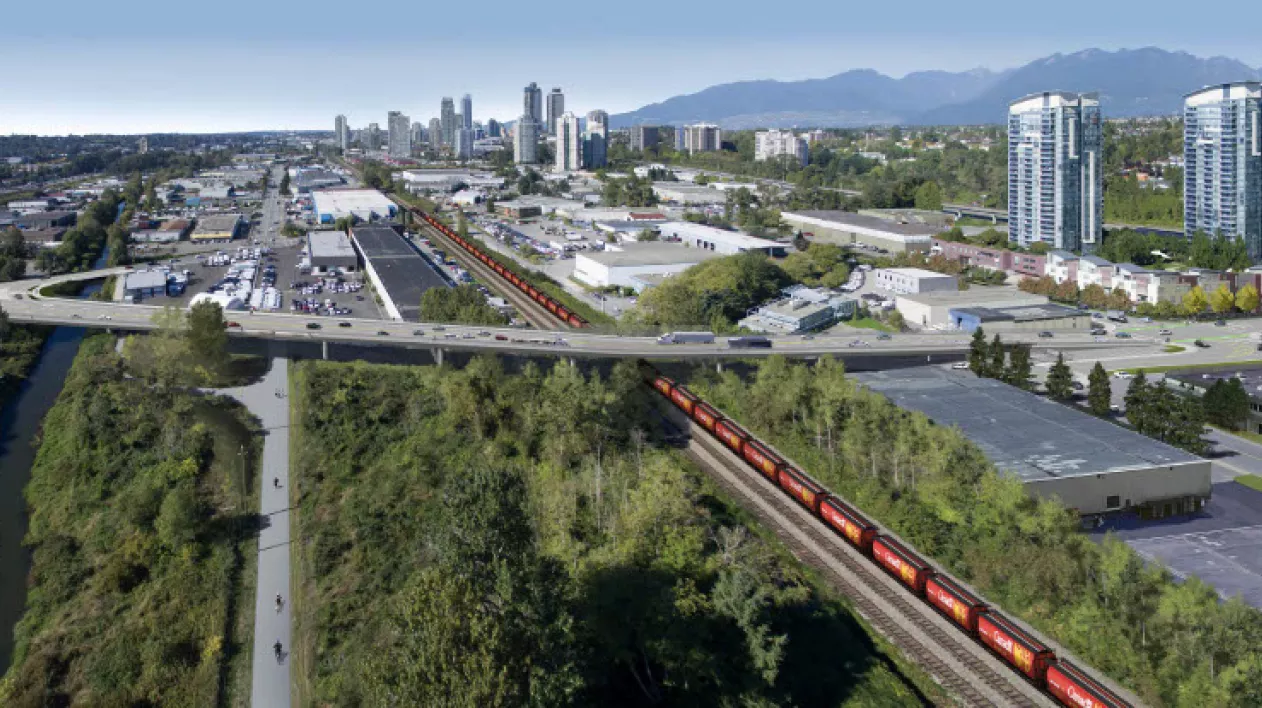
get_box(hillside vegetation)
[291,358,934,707]
[1,334,261,707]
[690,356,1262,708]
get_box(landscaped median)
[1117,359,1262,375]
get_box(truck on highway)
[727,336,773,349]
[1106,310,1128,323]
[657,331,716,345]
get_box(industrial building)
[292,168,345,193]
[780,211,936,254]
[893,289,1051,329]
[947,302,1091,333]
[573,243,722,290]
[306,230,358,274]
[191,214,244,242]
[657,221,784,255]
[856,367,1211,519]
[14,210,76,230]
[738,286,857,334]
[312,189,396,224]
[651,182,725,205]
[873,267,958,294]
[351,225,447,321]
[122,270,170,300]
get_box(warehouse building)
[657,221,784,255]
[123,270,170,300]
[191,214,244,242]
[20,228,67,248]
[312,189,397,224]
[573,243,721,290]
[496,201,544,219]
[351,225,448,321]
[14,210,77,230]
[893,289,1051,329]
[651,183,725,205]
[781,210,936,254]
[948,303,1091,333]
[306,230,358,274]
[738,287,857,334]
[856,367,1211,519]
[873,267,958,294]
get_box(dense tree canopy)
[627,252,792,330]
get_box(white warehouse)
[312,189,397,224]
[873,267,959,294]
[657,222,785,256]
[573,244,721,290]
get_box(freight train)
[648,369,1132,708]
[411,208,588,328]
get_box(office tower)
[754,129,809,166]
[410,121,423,145]
[1184,82,1262,258]
[583,121,608,169]
[454,128,474,160]
[514,117,539,164]
[673,126,686,151]
[365,123,382,150]
[556,112,582,171]
[428,118,442,147]
[586,110,609,131]
[387,111,411,158]
[683,123,722,154]
[487,118,501,138]
[546,87,565,135]
[1007,92,1102,252]
[335,115,350,151]
[440,97,456,147]
[630,125,659,151]
[523,82,543,124]
[461,94,473,129]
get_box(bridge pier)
[322,340,328,360]
[434,347,444,366]
[715,360,724,374]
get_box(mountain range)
[609,48,1262,129]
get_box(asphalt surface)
[218,355,292,708]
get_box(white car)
[1113,371,1135,380]
[1158,329,1173,336]
[951,362,970,370]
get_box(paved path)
[220,353,291,708]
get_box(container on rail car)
[777,466,825,512]
[670,386,699,415]
[692,402,720,432]
[714,419,750,455]
[1046,661,1130,708]
[657,331,716,345]
[871,536,932,594]
[741,439,782,481]
[819,497,877,553]
[924,574,987,634]
[977,612,1054,683]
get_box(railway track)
[665,408,1054,708]
[413,216,569,330]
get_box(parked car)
[1113,371,1135,379]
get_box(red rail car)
[692,402,721,432]
[1046,661,1130,708]
[670,386,699,416]
[925,574,987,634]
[742,439,782,481]
[819,497,877,554]
[714,419,749,456]
[872,536,932,594]
[977,611,1054,683]
[652,376,675,398]
[778,466,825,513]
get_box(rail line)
[411,214,566,330]
[664,408,1053,708]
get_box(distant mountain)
[610,48,1262,129]
[918,48,1262,125]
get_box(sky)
[3,0,1262,135]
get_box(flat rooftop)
[579,243,723,268]
[950,303,1085,323]
[308,230,355,259]
[195,214,243,231]
[351,225,448,321]
[896,288,1048,308]
[854,367,1203,483]
[782,210,940,238]
[879,267,956,279]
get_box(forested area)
[291,358,934,707]
[625,251,791,331]
[419,284,509,325]
[1,334,261,707]
[690,357,1262,708]
[0,305,47,407]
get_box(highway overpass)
[942,204,1185,238]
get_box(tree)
[1210,284,1235,315]
[187,300,229,374]
[1081,284,1108,310]
[1045,352,1074,400]
[968,326,987,375]
[1003,344,1032,390]
[1204,378,1250,431]
[1236,284,1260,314]
[1106,288,1131,312]
[1124,372,1151,429]
[1182,286,1209,318]
[913,181,943,211]
[279,171,291,195]
[155,483,201,551]
[1088,362,1112,416]
[886,310,906,332]
[988,333,1005,379]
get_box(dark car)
[1195,339,1210,348]
[338,321,352,328]
[1114,331,1132,339]
[1215,320,1227,327]
[876,333,892,340]
[306,322,321,330]
[1038,331,1054,338]
[377,330,390,336]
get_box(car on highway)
[226,321,241,328]
[1158,328,1173,336]
[377,330,389,336]
[876,333,892,340]
[1195,339,1211,348]
[433,325,446,331]
[306,322,321,330]
[1038,331,1054,338]
[951,362,970,370]
[412,329,425,336]
[1113,371,1135,379]
[478,331,492,337]
[338,321,352,328]
[1115,331,1132,338]
[1215,320,1227,327]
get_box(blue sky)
[3,0,1261,134]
